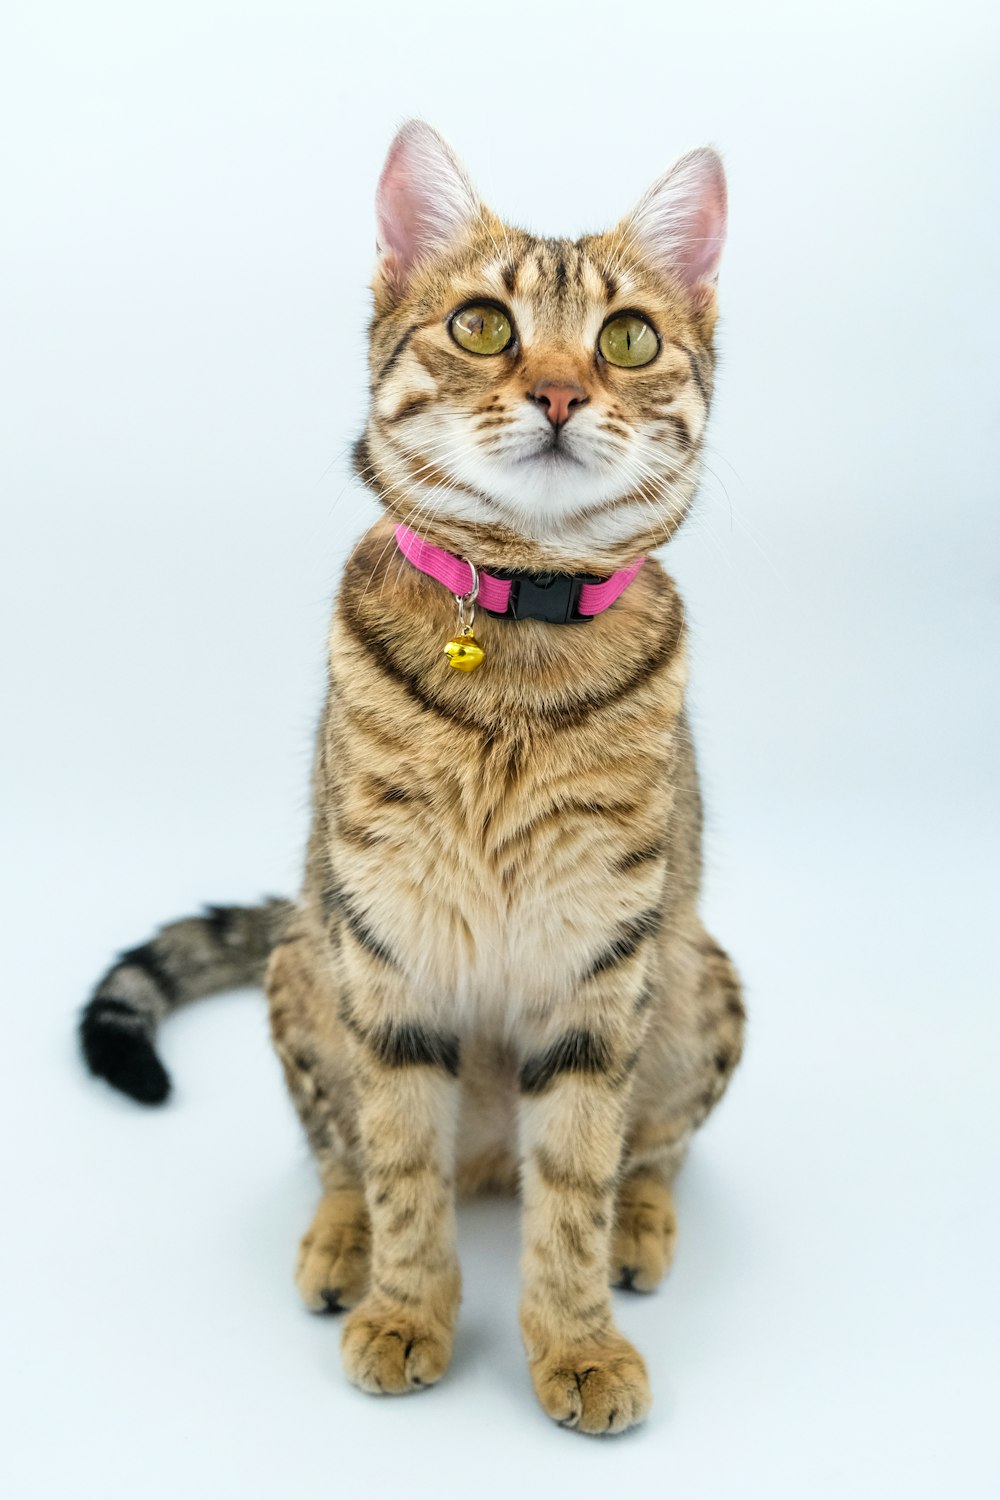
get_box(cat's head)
[356,121,726,571]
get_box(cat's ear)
[619,147,727,300]
[375,120,481,295]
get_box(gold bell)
[444,625,485,671]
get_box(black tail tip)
[80,1006,171,1106]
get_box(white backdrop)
[2,2,998,1496]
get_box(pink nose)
[528,381,589,429]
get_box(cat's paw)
[611,1174,677,1292]
[295,1191,370,1312]
[341,1292,456,1394]
[528,1333,652,1434]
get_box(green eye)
[598,314,659,368]
[450,303,513,356]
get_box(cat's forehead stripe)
[479,239,634,311]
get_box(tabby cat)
[81,121,744,1434]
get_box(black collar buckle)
[481,569,604,625]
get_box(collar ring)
[455,559,479,632]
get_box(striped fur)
[81,900,290,1102]
[81,122,744,1435]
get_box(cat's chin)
[481,453,637,533]
[390,437,683,561]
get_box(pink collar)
[394,523,644,625]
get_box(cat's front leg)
[337,950,462,1395]
[517,970,653,1434]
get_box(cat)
[80,120,744,1434]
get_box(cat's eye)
[449,303,513,356]
[598,313,659,369]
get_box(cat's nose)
[527,381,589,429]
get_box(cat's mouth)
[513,439,585,469]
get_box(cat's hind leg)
[265,916,370,1313]
[611,1163,679,1293]
[612,924,744,1293]
[295,1161,370,1312]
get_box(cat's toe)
[341,1295,454,1394]
[295,1203,370,1313]
[611,1178,677,1292]
[529,1334,651,1435]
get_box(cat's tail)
[79,898,293,1105]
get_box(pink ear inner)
[375,121,479,282]
[629,147,728,291]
